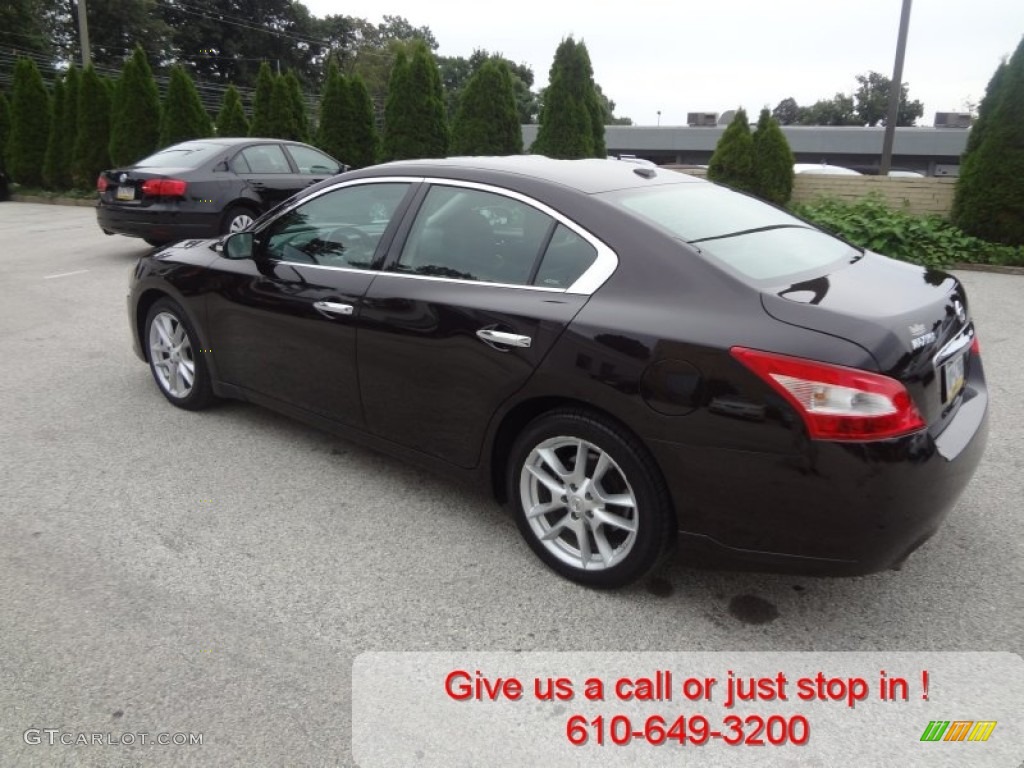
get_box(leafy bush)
[708,108,755,194]
[793,195,1024,268]
[751,108,794,205]
[6,57,50,187]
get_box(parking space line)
[43,270,90,280]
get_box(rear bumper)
[653,362,989,575]
[97,201,221,242]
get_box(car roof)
[354,155,704,195]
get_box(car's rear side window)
[600,183,857,280]
[239,144,291,174]
[533,224,597,288]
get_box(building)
[520,125,969,177]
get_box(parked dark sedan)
[126,156,988,588]
[97,138,343,246]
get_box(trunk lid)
[98,167,191,206]
[760,251,975,435]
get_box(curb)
[9,194,97,207]
[951,262,1024,276]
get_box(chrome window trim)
[405,178,618,296]
[260,175,619,295]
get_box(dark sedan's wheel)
[222,205,256,235]
[144,299,215,410]
[508,409,674,588]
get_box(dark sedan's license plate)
[116,185,135,201]
[942,351,966,403]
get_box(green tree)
[72,65,112,187]
[109,45,161,166]
[772,97,800,125]
[532,37,604,158]
[284,70,310,142]
[952,37,1024,245]
[347,74,379,168]
[6,57,51,187]
[249,62,275,137]
[451,59,522,155]
[49,0,170,68]
[707,108,756,194]
[383,41,448,160]
[0,92,12,173]
[317,61,351,162]
[961,61,1007,160]
[853,71,924,127]
[62,67,81,187]
[798,93,859,126]
[1,0,57,56]
[43,77,66,189]
[159,65,211,147]
[216,85,249,137]
[751,108,795,205]
[267,74,300,140]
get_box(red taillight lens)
[731,347,927,441]
[970,334,980,356]
[141,178,187,197]
[96,174,108,193]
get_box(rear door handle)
[314,301,354,317]
[476,329,532,348]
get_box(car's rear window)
[135,142,225,169]
[600,184,859,281]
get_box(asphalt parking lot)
[0,201,1021,767]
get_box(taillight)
[141,178,187,197]
[96,174,108,193]
[970,334,980,356]
[731,347,926,441]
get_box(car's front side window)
[262,183,411,268]
[395,186,554,285]
[286,145,340,175]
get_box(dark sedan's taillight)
[141,178,188,197]
[731,347,927,441]
[96,174,108,193]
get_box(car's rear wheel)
[507,409,674,588]
[144,298,215,411]
[222,205,256,235]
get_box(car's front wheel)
[507,409,674,588]
[222,205,256,235]
[144,298,215,410]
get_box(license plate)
[942,352,966,403]
[116,185,135,201]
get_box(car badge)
[953,299,966,323]
[909,323,936,350]
[119,173,127,183]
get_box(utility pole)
[880,0,912,175]
[76,0,92,68]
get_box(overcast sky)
[304,0,1022,126]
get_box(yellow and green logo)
[920,721,997,742]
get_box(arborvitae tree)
[751,108,795,205]
[0,91,11,172]
[159,65,211,147]
[266,74,300,140]
[316,61,350,163]
[61,67,80,187]
[532,38,603,159]
[249,62,275,137]
[451,59,522,155]
[284,70,310,142]
[43,77,66,189]
[348,74,379,168]
[5,57,51,187]
[707,108,756,194]
[951,60,1008,224]
[216,85,249,137]
[72,65,112,187]
[383,41,449,160]
[110,45,161,166]
[953,37,1024,245]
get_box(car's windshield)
[135,142,225,169]
[599,183,859,281]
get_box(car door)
[284,143,343,187]
[232,143,307,209]
[357,181,612,468]
[205,179,416,426]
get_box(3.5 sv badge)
[909,323,937,350]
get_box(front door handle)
[314,301,354,317]
[476,329,532,348]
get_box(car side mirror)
[223,231,254,260]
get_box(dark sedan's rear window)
[600,184,859,280]
[134,142,225,169]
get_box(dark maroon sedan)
[126,157,988,588]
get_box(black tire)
[143,298,216,411]
[221,204,257,235]
[506,408,674,588]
